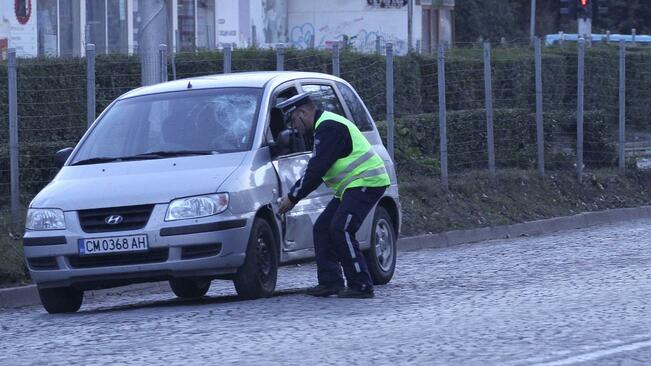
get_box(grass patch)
[0,211,29,287]
[399,168,651,236]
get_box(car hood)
[30,152,247,211]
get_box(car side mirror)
[55,147,74,168]
[270,129,294,156]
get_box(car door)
[323,80,386,248]
[269,82,324,253]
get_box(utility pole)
[139,0,168,86]
[530,0,536,44]
[577,0,592,38]
[407,0,413,52]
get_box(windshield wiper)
[125,150,218,159]
[70,151,217,166]
[70,157,123,166]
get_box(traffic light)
[577,0,590,18]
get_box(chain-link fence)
[2,39,651,234]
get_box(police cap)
[275,92,313,115]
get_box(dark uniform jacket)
[287,110,353,203]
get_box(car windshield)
[71,88,262,165]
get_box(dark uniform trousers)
[313,186,386,289]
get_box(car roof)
[118,71,342,100]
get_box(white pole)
[408,0,413,52]
[530,0,536,44]
[56,0,61,56]
[105,0,109,54]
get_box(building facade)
[0,0,454,58]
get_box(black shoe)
[306,284,345,297]
[337,285,375,299]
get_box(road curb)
[3,205,651,309]
[397,205,651,252]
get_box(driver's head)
[290,101,317,135]
[276,93,317,135]
[193,105,220,147]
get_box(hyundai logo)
[105,215,124,225]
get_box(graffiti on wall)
[289,17,407,54]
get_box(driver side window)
[269,86,310,155]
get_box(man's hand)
[278,196,296,215]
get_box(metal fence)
[2,38,651,230]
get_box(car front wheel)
[233,218,278,299]
[38,286,83,314]
[169,278,211,298]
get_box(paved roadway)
[0,220,649,365]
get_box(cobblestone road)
[1,220,650,365]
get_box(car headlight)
[26,209,66,230]
[165,193,229,221]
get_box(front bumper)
[23,205,253,290]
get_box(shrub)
[377,108,617,174]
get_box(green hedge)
[0,45,645,206]
[377,108,617,175]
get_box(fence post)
[577,38,585,182]
[175,29,180,53]
[276,43,285,71]
[483,42,496,177]
[252,25,257,47]
[8,49,19,226]
[437,44,449,189]
[86,44,96,128]
[309,34,315,49]
[376,36,381,55]
[632,28,636,46]
[159,44,168,83]
[386,43,395,161]
[171,46,177,81]
[223,44,232,73]
[534,37,545,176]
[332,42,340,77]
[618,40,626,171]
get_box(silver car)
[22,72,401,313]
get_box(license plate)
[78,235,148,256]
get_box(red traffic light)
[580,0,588,6]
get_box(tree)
[454,0,651,44]
[593,0,651,34]
[454,0,528,43]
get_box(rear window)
[336,82,373,132]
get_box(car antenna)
[187,81,192,89]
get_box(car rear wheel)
[169,278,211,298]
[38,286,83,314]
[364,206,397,285]
[233,218,278,299]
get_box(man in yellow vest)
[277,93,390,299]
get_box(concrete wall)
[287,0,422,55]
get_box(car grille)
[28,257,58,270]
[181,243,222,260]
[78,204,154,233]
[68,248,168,269]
